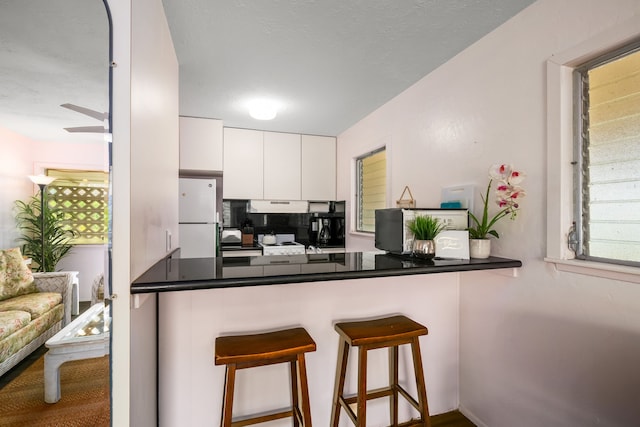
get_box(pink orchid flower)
[467,164,526,239]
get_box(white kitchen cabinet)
[223,129,336,201]
[301,135,336,200]
[223,128,264,199]
[179,116,223,171]
[264,132,301,200]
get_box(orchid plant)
[468,164,526,239]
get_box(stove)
[257,233,307,256]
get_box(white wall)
[338,1,640,426]
[110,0,179,425]
[0,127,34,249]
[159,272,460,426]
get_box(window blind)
[357,148,386,232]
[581,47,640,264]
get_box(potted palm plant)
[407,215,445,259]
[14,195,77,272]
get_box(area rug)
[0,355,110,426]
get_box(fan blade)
[64,126,105,133]
[60,103,107,121]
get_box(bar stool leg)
[297,353,313,426]
[410,337,431,427]
[221,364,236,427]
[357,347,368,427]
[331,339,349,427]
[389,345,399,426]
[290,359,300,427]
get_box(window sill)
[349,231,374,238]
[544,257,640,284]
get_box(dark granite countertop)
[220,244,262,251]
[131,252,522,294]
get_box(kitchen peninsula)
[132,252,521,293]
[133,252,521,426]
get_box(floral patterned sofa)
[0,248,74,377]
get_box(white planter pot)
[469,239,491,259]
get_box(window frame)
[45,168,110,245]
[355,146,386,233]
[572,41,640,268]
[545,18,640,284]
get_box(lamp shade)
[28,175,57,186]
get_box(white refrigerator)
[178,178,218,258]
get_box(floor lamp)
[28,175,57,272]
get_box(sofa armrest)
[32,272,75,326]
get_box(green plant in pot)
[407,215,445,259]
[468,163,526,258]
[14,196,77,272]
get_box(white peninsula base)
[158,273,461,426]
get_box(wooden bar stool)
[215,327,316,427]
[330,315,431,427]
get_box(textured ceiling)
[164,0,536,136]
[0,0,109,144]
[0,0,535,144]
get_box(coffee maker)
[310,216,345,247]
[318,218,332,246]
[308,201,346,247]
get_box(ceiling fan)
[61,103,108,133]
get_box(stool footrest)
[340,384,421,411]
[342,386,393,405]
[338,392,425,427]
[230,407,294,427]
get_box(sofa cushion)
[0,310,31,341]
[0,292,62,319]
[0,304,63,365]
[0,248,36,302]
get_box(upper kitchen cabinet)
[224,128,264,199]
[301,135,336,200]
[264,132,301,200]
[179,116,223,171]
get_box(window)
[46,169,109,245]
[573,43,640,267]
[356,147,386,232]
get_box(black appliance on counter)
[374,208,468,255]
[309,216,345,247]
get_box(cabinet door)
[264,132,301,200]
[179,117,223,171]
[301,135,336,200]
[223,128,263,199]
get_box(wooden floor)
[432,410,477,426]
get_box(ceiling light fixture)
[248,99,278,120]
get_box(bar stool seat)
[215,327,316,427]
[330,315,431,427]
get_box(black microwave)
[374,208,468,255]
